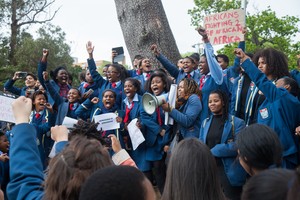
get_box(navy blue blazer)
[87,58,125,108]
[242,58,300,166]
[169,94,202,138]
[140,97,170,161]
[4,79,28,96]
[7,124,44,200]
[199,114,247,186]
[156,53,201,85]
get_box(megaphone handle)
[116,128,119,141]
[115,111,119,140]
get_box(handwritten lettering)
[203,9,245,45]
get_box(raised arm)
[38,49,49,91]
[7,96,44,200]
[234,48,284,102]
[150,44,180,78]
[197,27,223,85]
[4,72,23,96]
[86,41,107,87]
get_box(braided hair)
[179,78,202,100]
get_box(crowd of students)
[0,27,300,200]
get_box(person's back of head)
[79,165,156,200]
[276,77,299,97]
[242,168,300,200]
[44,135,113,200]
[162,138,225,200]
[236,124,282,176]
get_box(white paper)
[0,94,16,123]
[127,118,145,150]
[94,113,120,131]
[165,84,177,125]
[62,116,78,128]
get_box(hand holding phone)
[17,72,28,79]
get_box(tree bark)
[114,0,181,68]
[9,0,18,66]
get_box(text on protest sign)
[94,113,120,131]
[204,9,245,45]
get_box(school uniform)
[120,94,151,171]
[134,73,151,95]
[38,61,71,100]
[45,80,88,125]
[140,93,170,192]
[230,74,265,125]
[30,109,56,169]
[7,124,44,200]
[199,114,247,199]
[168,94,202,138]
[78,81,101,100]
[290,69,300,100]
[4,79,30,96]
[156,53,201,84]
[242,58,300,168]
[140,95,170,161]
[127,69,140,77]
[200,42,230,123]
[223,41,245,93]
[87,58,125,108]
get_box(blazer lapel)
[221,119,233,143]
[202,117,212,143]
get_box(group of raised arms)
[0,27,300,200]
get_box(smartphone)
[112,46,124,63]
[86,88,94,96]
[18,72,28,79]
[112,47,124,55]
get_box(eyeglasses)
[106,71,118,74]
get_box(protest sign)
[0,92,17,123]
[94,112,120,131]
[204,9,245,45]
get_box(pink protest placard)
[204,9,245,45]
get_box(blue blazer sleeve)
[211,117,245,157]
[75,99,93,119]
[87,58,107,88]
[37,61,47,91]
[241,59,284,103]
[4,79,22,96]
[156,54,180,78]
[7,123,44,200]
[55,141,68,155]
[169,94,202,128]
[204,42,224,85]
[45,80,64,106]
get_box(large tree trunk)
[114,0,181,68]
[9,0,18,66]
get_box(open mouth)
[152,87,161,95]
[125,90,132,96]
[104,101,113,108]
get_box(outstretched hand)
[12,96,32,124]
[86,41,94,56]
